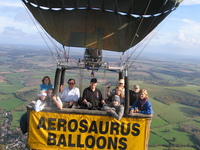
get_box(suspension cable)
[22,2,59,63]
[128,10,175,68]
[26,1,78,64]
[125,0,152,65]
[124,0,175,68]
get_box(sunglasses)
[68,83,75,85]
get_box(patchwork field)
[0,46,200,149]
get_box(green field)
[166,85,200,96]
[0,82,24,93]
[11,111,25,129]
[151,119,169,127]
[0,98,24,111]
[151,124,196,145]
[0,47,200,149]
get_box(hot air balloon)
[21,0,182,149]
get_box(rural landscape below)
[0,44,200,150]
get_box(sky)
[0,0,200,57]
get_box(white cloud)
[0,1,23,7]
[182,0,200,5]
[2,27,27,38]
[0,26,44,45]
[176,19,200,48]
[144,16,200,56]
[155,18,200,48]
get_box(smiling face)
[134,87,140,93]
[115,89,121,96]
[44,77,50,85]
[118,82,124,88]
[138,89,148,100]
[139,93,146,99]
[68,79,75,89]
[47,89,53,98]
[112,100,119,106]
[40,95,46,101]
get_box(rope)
[103,69,107,98]
[125,0,153,65]
[129,3,177,67]
[123,0,175,68]
[26,0,78,64]
[122,30,153,67]
[114,0,128,65]
[115,0,126,55]
[34,0,64,63]
[110,0,153,68]
[78,68,83,97]
[22,1,59,63]
[84,1,88,48]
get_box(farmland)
[0,45,200,149]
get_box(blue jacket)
[130,100,153,114]
[40,84,53,92]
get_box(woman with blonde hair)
[107,86,125,105]
[115,86,125,105]
[130,89,153,114]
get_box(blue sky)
[0,0,200,57]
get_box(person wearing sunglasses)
[59,78,80,108]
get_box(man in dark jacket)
[82,78,105,110]
[129,85,140,106]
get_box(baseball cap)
[134,85,140,89]
[90,78,97,83]
[118,79,124,84]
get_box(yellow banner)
[28,110,150,150]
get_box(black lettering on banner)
[57,134,66,146]
[118,137,127,150]
[107,137,117,149]
[57,119,67,131]
[48,118,56,130]
[68,119,78,132]
[47,133,56,145]
[121,123,130,136]
[37,117,46,129]
[68,134,75,147]
[85,135,95,148]
[88,121,98,133]
[99,121,109,134]
[77,134,84,148]
[131,123,140,136]
[96,136,106,149]
[110,122,119,135]
[79,120,88,133]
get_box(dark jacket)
[129,90,139,106]
[82,86,104,108]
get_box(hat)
[90,78,97,83]
[112,95,120,102]
[118,79,124,84]
[38,90,47,97]
[134,85,140,89]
